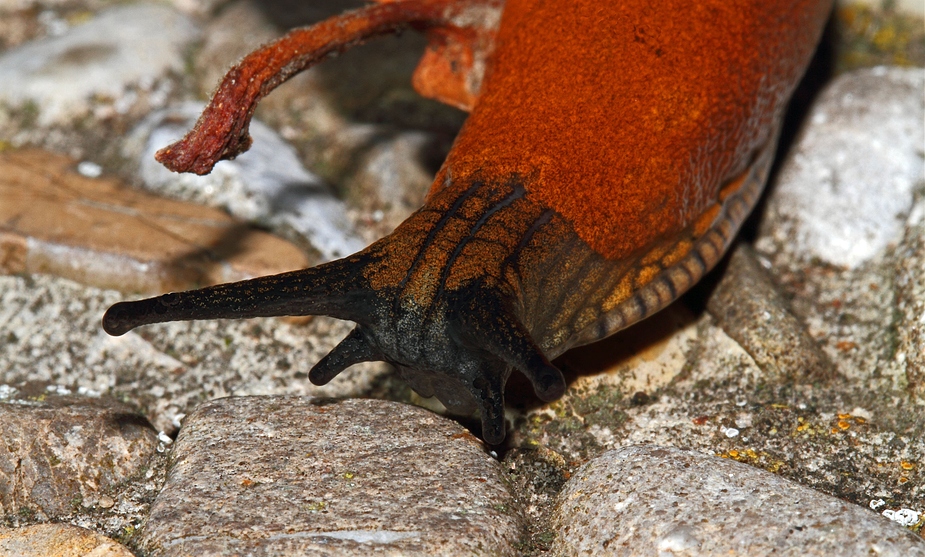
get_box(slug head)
[103,249,565,445]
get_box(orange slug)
[103,0,833,444]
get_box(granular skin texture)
[439,0,833,260]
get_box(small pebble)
[76,160,102,178]
[0,524,134,557]
[883,508,921,527]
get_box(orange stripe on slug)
[694,205,723,238]
[719,173,750,203]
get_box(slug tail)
[154,1,452,175]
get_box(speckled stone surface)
[759,67,924,269]
[705,244,832,382]
[138,397,522,556]
[0,273,387,435]
[0,4,199,125]
[551,445,925,556]
[0,394,157,520]
[895,199,925,398]
[0,523,134,557]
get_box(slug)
[103,0,833,444]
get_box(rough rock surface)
[0,148,310,294]
[705,244,832,382]
[138,397,522,556]
[0,393,157,520]
[0,273,387,435]
[760,66,924,269]
[551,445,925,556]
[0,4,199,125]
[895,200,925,398]
[0,523,134,557]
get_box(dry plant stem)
[156,1,451,175]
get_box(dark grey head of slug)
[102,249,566,445]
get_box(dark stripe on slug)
[434,184,525,302]
[698,235,720,265]
[676,259,694,284]
[717,218,734,242]
[648,287,663,311]
[732,196,750,220]
[504,209,555,269]
[662,274,678,301]
[585,263,619,307]
[708,221,728,246]
[554,245,606,328]
[541,238,597,325]
[633,292,648,317]
[557,252,615,329]
[670,267,692,294]
[501,208,555,289]
[398,180,484,291]
[690,250,707,274]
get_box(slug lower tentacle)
[105,0,833,443]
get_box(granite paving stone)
[550,445,925,556]
[0,273,385,435]
[755,67,925,391]
[138,396,523,556]
[705,244,833,382]
[0,393,157,520]
[759,66,924,269]
[0,523,134,557]
[896,206,925,398]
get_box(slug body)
[104,0,832,443]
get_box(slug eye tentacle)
[101,257,374,337]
